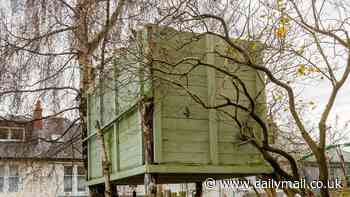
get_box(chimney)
[33,100,43,129]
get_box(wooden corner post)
[140,97,156,197]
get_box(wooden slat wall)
[153,30,211,164]
[88,135,102,178]
[153,28,266,166]
[118,111,143,171]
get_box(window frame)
[0,165,4,192]
[0,127,25,142]
[63,165,88,195]
[77,166,87,192]
[8,165,20,192]
[0,164,22,193]
[63,166,74,192]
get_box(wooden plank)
[114,123,120,172]
[158,74,208,88]
[88,136,102,179]
[162,118,209,131]
[146,164,273,174]
[119,137,142,152]
[118,128,140,142]
[102,89,116,125]
[87,165,146,186]
[162,103,209,119]
[163,141,209,153]
[88,135,92,180]
[163,92,208,105]
[154,95,163,163]
[162,152,210,164]
[218,143,260,154]
[120,155,143,170]
[217,120,240,131]
[218,131,239,143]
[162,129,209,142]
[206,34,219,165]
[219,154,263,165]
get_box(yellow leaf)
[280,16,290,25]
[251,42,257,50]
[226,47,240,60]
[297,64,306,76]
[276,95,283,100]
[275,26,287,38]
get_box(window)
[0,127,23,141]
[11,129,24,140]
[0,128,9,140]
[0,127,25,141]
[8,165,19,192]
[10,0,24,15]
[63,165,88,195]
[64,166,73,192]
[77,167,86,192]
[0,165,4,192]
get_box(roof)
[301,143,350,163]
[0,116,83,161]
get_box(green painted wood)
[86,25,271,184]
[162,118,209,131]
[88,135,102,179]
[218,143,262,154]
[163,141,209,153]
[219,154,264,165]
[206,34,219,165]
[117,111,143,171]
[87,165,147,186]
[162,152,210,164]
[113,123,120,172]
[154,93,163,163]
[162,104,209,119]
[162,129,209,142]
[145,164,272,174]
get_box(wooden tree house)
[85,25,272,192]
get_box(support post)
[145,173,157,197]
[90,185,106,197]
[164,189,171,197]
[195,182,203,197]
[206,34,219,165]
[111,184,118,197]
[140,97,156,197]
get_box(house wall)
[0,160,89,197]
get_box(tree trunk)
[139,97,156,197]
[318,151,330,197]
[96,121,112,197]
[145,173,157,197]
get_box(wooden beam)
[114,122,120,172]
[145,173,157,197]
[206,34,219,165]
[146,164,272,174]
[153,96,163,163]
[194,182,203,197]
